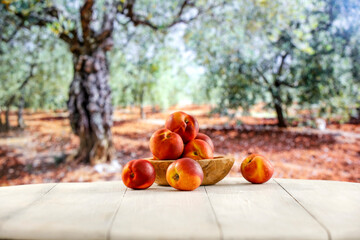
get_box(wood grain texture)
[275,178,360,240]
[148,155,235,186]
[205,178,328,240]
[109,184,221,240]
[0,181,125,240]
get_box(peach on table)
[166,158,204,191]
[240,154,274,184]
[122,159,156,190]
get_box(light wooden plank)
[0,183,57,226]
[0,181,126,240]
[1,178,358,240]
[109,184,221,240]
[205,177,328,240]
[276,178,360,240]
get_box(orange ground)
[0,105,359,186]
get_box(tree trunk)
[17,94,25,129]
[5,106,10,131]
[274,101,287,128]
[68,49,114,165]
[271,89,287,128]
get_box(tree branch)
[0,19,25,43]
[14,5,59,26]
[279,81,299,88]
[119,0,159,30]
[276,52,288,76]
[164,0,195,28]
[255,67,270,85]
[9,5,77,46]
[120,0,221,30]
[5,63,36,107]
[80,0,95,47]
[96,0,118,43]
[165,1,224,28]
[273,53,299,88]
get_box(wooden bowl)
[147,156,235,186]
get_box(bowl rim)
[146,155,233,163]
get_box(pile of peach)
[122,111,274,191]
[149,111,214,161]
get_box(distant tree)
[291,0,360,120]
[187,0,360,127]
[0,26,70,131]
[110,26,193,118]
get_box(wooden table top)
[0,177,359,240]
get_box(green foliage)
[1,0,359,123]
[186,0,360,121]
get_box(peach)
[240,154,274,184]
[165,111,199,143]
[196,133,214,151]
[182,139,213,160]
[166,158,204,191]
[122,159,156,189]
[149,128,184,160]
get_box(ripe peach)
[122,159,156,189]
[196,133,214,151]
[165,111,199,143]
[166,158,204,191]
[149,128,184,160]
[240,154,274,184]
[182,139,213,160]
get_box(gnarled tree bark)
[64,0,116,164]
[68,47,114,165]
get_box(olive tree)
[1,0,219,164]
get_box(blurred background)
[0,0,359,186]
